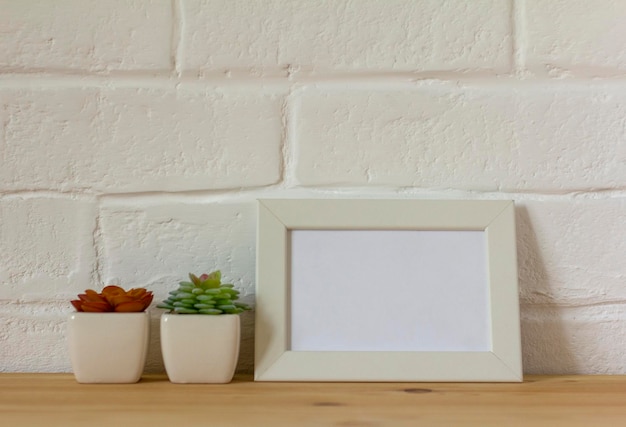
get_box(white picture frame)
[255,199,522,382]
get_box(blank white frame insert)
[255,199,522,382]
[290,229,490,352]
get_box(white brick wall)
[0,0,172,72]
[181,0,512,72]
[296,84,626,191]
[1,0,625,375]
[526,0,626,75]
[1,88,284,192]
[0,197,97,299]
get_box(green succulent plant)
[157,271,250,315]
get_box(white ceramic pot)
[160,313,240,383]
[67,312,150,383]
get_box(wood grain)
[1,374,625,426]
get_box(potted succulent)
[157,270,250,383]
[67,285,153,383]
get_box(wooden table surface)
[1,374,625,426]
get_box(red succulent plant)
[71,285,153,313]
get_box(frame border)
[255,199,522,382]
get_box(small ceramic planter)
[67,312,150,383]
[160,313,240,383]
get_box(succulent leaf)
[198,308,222,315]
[115,301,146,312]
[81,301,114,312]
[157,303,175,310]
[174,307,199,314]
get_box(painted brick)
[97,201,256,295]
[0,302,70,372]
[295,85,626,191]
[514,86,626,190]
[181,0,511,72]
[517,198,626,306]
[526,0,626,72]
[0,0,172,71]
[0,88,283,192]
[522,305,626,374]
[0,89,100,191]
[0,198,96,300]
[296,87,516,189]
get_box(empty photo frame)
[255,199,522,382]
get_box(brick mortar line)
[1,188,624,206]
[280,89,298,188]
[4,72,626,89]
[171,0,184,76]
[512,0,528,76]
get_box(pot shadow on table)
[515,205,577,382]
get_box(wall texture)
[1,0,625,375]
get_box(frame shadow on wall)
[515,205,577,374]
